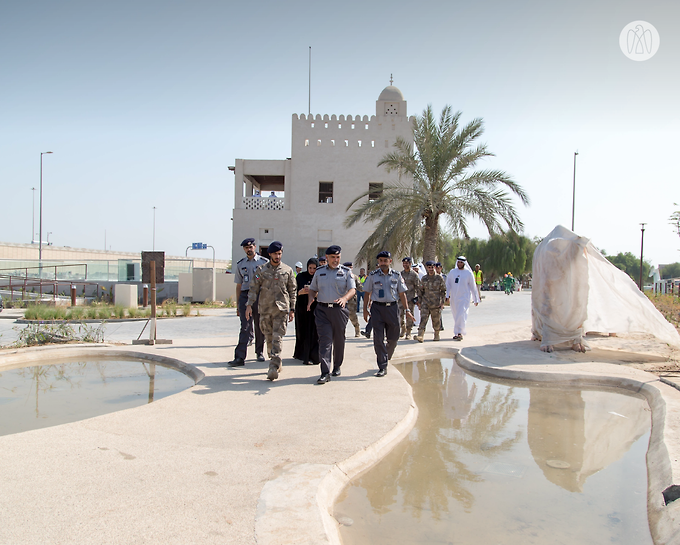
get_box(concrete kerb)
[0,344,205,384]
[456,346,680,545]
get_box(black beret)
[376,250,391,259]
[402,256,412,263]
[342,261,353,267]
[425,260,436,266]
[325,245,341,255]
[435,262,442,267]
[241,238,255,247]
[267,241,283,253]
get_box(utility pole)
[639,223,646,291]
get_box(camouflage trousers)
[418,305,442,332]
[258,311,289,369]
[347,296,360,329]
[399,300,416,332]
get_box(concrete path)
[1,291,679,544]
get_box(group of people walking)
[228,238,480,384]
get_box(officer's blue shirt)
[363,268,407,302]
[309,264,355,304]
[234,254,269,290]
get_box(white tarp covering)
[531,225,680,348]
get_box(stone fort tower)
[230,83,414,269]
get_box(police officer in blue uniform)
[307,245,356,384]
[229,238,268,367]
[363,250,411,377]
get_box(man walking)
[416,261,447,342]
[244,241,296,380]
[445,256,480,341]
[343,261,362,338]
[473,264,484,300]
[229,238,267,367]
[363,251,411,377]
[399,257,420,339]
[308,246,355,384]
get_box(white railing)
[242,197,285,211]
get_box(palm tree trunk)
[423,215,438,262]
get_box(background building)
[230,84,414,269]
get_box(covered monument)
[531,225,680,350]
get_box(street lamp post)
[639,223,646,291]
[31,187,36,243]
[153,206,157,251]
[39,151,53,267]
[571,151,578,232]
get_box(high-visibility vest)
[474,270,483,284]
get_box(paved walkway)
[1,292,679,544]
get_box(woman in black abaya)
[293,258,320,365]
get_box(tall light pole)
[571,151,578,231]
[639,223,646,291]
[31,187,36,243]
[152,206,157,251]
[39,151,53,266]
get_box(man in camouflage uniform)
[398,257,420,340]
[245,241,297,381]
[344,261,362,337]
[416,260,447,342]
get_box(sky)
[1,0,679,267]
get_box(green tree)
[344,105,530,263]
[604,251,652,284]
[670,204,680,238]
[661,262,680,279]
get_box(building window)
[344,140,349,147]
[331,139,335,146]
[319,182,333,203]
[305,139,309,146]
[325,122,328,128]
[317,139,322,146]
[369,182,383,201]
[358,140,362,147]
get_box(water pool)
[335,357,652,544]
[0,358,195,436]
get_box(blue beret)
[435,262,442,267]
[376,250,391,259]
[267,241,283,253]
[241,238,255,247]
[325,245,341,255]
[342,261,353,267]
[425,260,436,266]
[402,256,412,263]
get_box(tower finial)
[390,73,393,85]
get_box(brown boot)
[405,329,412,340]
[433,330,440,341]
[400,325,405,338]
[267,363,279,381]
[355,325,361,338]
[416,330,424,343]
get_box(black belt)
[319,303,342,307]
[373,301,397,306]
[241,289,249,292]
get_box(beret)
[325,245,342,255]
[241,238,255,247]
[434,262,442,267]
[267,241,283,253]
[401,256,412,263]
[342,261,353,267]
[425,260,436,266]
[376,250,391,259]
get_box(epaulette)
[237,257,246,264]
[339,264,350,271]
[369,269,380,275]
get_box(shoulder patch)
[369,269,380,276]
[237,257,246,264]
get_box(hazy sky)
[2,0,678,267]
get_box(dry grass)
[648,293,680,331]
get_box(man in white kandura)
[445,256,480,341]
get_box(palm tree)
[345,105,530,263]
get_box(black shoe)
[317,374,331,384]
[375,368,387,377]
[331,369,341,377]
[362,330,370,338]
[256,354,265,362]
[228,357,245,367]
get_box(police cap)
[376,250,391,259]
[342,261,353,267]
[402,256,412,263]
[425,260,436,266]
[267,241,283,253]
[241,238,255,247]
[325,245,341,255]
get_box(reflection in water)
[336,358,652,545]
[0,360,194,436]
